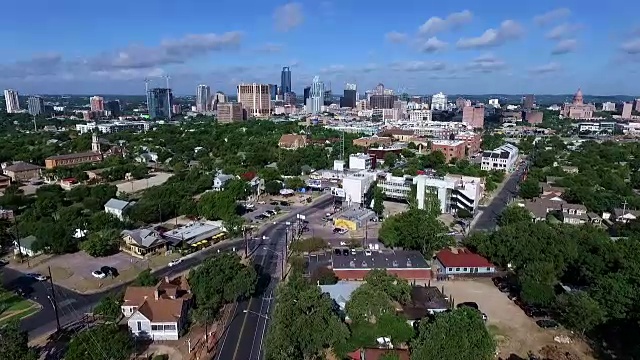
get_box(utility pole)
[12,217,27,266]
[204,309,209,353]
[48,266,61,331]
[243,226,248,257]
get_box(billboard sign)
[331,187,346,198]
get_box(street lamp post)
[243,309,270,320]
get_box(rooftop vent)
[406,259,413,267]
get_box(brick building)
[45,151,103,169]
[454,131,482,155]
[329,250,431,281]
[430,140,466,163]
[278,134,307,150]
[462,105,485,129]
[352,136,393,148]
[217,102,244,123]
[2,162,42,182]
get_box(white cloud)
[274,3,304,32]
[418,10,473,35]
[551,39,578,55]
[256,43,284,53]
[465,54,507,73]
[533,8,571,26]
[621,38,640,54]
[546,23,580,40]
[390,61,446,72]
[529,62,561,74]
[420,37,447,53]
[320,64,346,74]
[385,31,408,43]
[456,20,524,49]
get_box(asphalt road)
[214,196,334,360]
[472,162,527,231]
[1,195,333,340]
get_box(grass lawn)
[0,292,41,326]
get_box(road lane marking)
[214,301,238,360]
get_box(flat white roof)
[431,139,465,146]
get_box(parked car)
[0,259,8,267]
[334,249,342,256]
[279,201,290,206]
[100,266,118,277]
[342,249,350,256]
[270,201,279,206]
[456,302,479,310]
[91,270,106,279]
[168,258,183,267]
[26,273,47,281]
[524,306,548,318]
[492,276,504,287]
[257,201,266,205]
[535,319,559,329]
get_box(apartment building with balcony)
[413,174,484,214]
[481,144,519,173]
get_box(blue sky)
[0,0,639,95]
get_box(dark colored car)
[0,259,9,267]
[498,284,511,293]
[270,201,279,206]
[334,249,342,256]
[492,276,504,287]
[100,266,119,277]
[525,307,548,318]
[456,302,479,310]
[280,201,290,206]
[342,249,349,256]
[536,319,559,329]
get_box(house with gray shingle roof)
[104,198,135,221]
[120,228,168,258]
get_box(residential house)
[434,248,495,279]
[399,285,450,326]
[560,203,589,225]
[319,281,363,313]
[104,198,135,221]
[122,276,192,340]
[278,134,307,149]
[347,348,410,360]
[14,236,41,257]
[121,228,168,258]
[520,197,591,225]
[612,208,640,223]
[561,166,579,174]
[2,162,42,182]
[0,174,10,189]
[213,174,234,191]
[136,152,159,166]
[0,209,14,220]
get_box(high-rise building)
[270,85,278,100]
[308,76,325,114]
[27,96,44,116]
[462,105,485,129]
[281,67,292,94]
[375,83,385,95]
[217,102,245,123]
[147,88,173,120]
[601,102,617,112]
[303,86,311,105]
[237,83,272,117]
[90,96,104,112]
[106,100,121,117]
[341,85,357,108]
[431,92,447,111]
[622,102,633,119]
[284,92,297,106]
[635,98,640,112]
[196,85,211,113]
[323,90,332,106]
[523,94,535,109]
[370,94,396,109]
[3,89,20,113]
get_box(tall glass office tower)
[196,84,211,112]
[308,76,324,114]
[280,67,291,94]
[147,88,173,119]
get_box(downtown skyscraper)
[196,84,211,113]
[3,89,20,113]
[280,67,291,94]
[147,88,173,120]
[307,76,324,115]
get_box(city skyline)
[0,1,639,95]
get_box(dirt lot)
[430,279,596,359]
[116,172,173,194]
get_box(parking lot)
[430,279,595,359]
[23,251,179,294]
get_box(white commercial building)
[307,76,325,115]
[76,121,151,134]
[196,84,211,113]
[488,98,500,108]
[481,144,519,172]
[349,153,373,170]
[4,89,20,113]
[601,102,617,112]
[431,92,447,111]
[342,172,377,205]
[413,175,484,214]
[408,109,432,123]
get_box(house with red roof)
[434,248,495,279]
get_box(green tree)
[555,292,605,334]
[0,320,37,360]
[225,179,251,200]
[346,283,394,323]
[310,267,338,285]
[373,186,385,216]
[264,180,283,195]
[379,208,452,255]
[132,269,158,286]
[80,229,120,257]
[518,178,541,199]
[364,269,411,304]
[64,324,134,360]
[384,152,398,167]
[188,252,257,322]
[265,274,349,360]
[198,191,238,220]
[497,205,532,226]
[285,177,305,190]
[411,308,495,360]
[93,295,123,322]
[456,208,472,219]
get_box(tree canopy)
[0,320,38,360]
[379,208,452,255]
[63,324,134,360]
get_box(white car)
[91,270,106,279]
[27,273,47,281]
[257,201,266,205]
[168,258,183,267]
